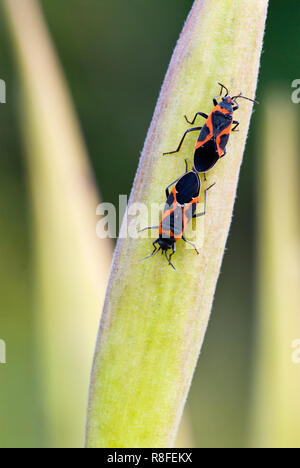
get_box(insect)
[163,83,258,173]
[140,162,215,270]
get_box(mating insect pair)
[140,83,258,269]
[140,162,215,270]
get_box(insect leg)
[193,183,216,218]
[168,244,176,270]
[184,112,208,125]
[185,159,189,173]
[165,177,181,198]
[139,240,160,262]
[232,99,240,111]
[164,249,176,270]
[163,127,202,156]
[181,235,199,255]
[165,160,189,198]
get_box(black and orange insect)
[163,83,258,173]
[140,162,215,270]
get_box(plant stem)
[86,0,269,448]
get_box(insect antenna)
[217,82,229,97]
[232,93,259,104]
[138,225,159,233]
[139,246,160,262]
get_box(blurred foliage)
[250,91,300,448]
[0,0,300,448]
[3,0,112,448]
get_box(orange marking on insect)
[206,114,213,132]
[216,122,233,157]
[161,229,174,238]
[160,187,178,220]
[195,115,213,150]
[161,206,175,222]
[181,197,200,231]
[215,104,231,115]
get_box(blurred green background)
[0,0,299,448]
